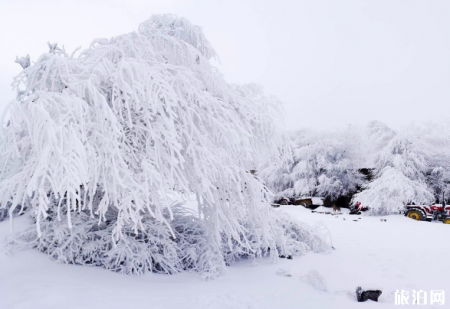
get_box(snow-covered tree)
[353,121,435,214]
[427,166,450,202]
[261,128,364,202]
[0,14,330,277]
[418,123,450,202]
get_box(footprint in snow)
[300,270,328,292]
[276,268,292,277]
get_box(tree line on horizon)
[260,120,450,214]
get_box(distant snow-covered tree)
[353,121,435,214]
[416,123,450,202]
[0,14,330,277]
[261,128,364,201]
[427,166,450,202]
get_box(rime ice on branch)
[0,14,329,277]
[14,55,30,69]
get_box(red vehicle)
[349,201,369,215]
[404,203,450,224]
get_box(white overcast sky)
[1,0,449,130]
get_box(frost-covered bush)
[0,14,329,277]
[8,203,330,279]
[8,203,221,277]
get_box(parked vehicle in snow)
[273,197,325,209]
[293,197,325,209]
[349,201,369,215]
[404,203,450,224]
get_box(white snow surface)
[1,206,448,309]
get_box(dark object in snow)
[279,198,289,205]
[332,204,341,213]
[380,219,387,222]
[271,203,280,208]
[331,246,335,250]
[353,220,358,222]
[356,287,382,302]
[349,202,369,215]
[279,254,293,260]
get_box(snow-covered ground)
[1,206,448,309]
